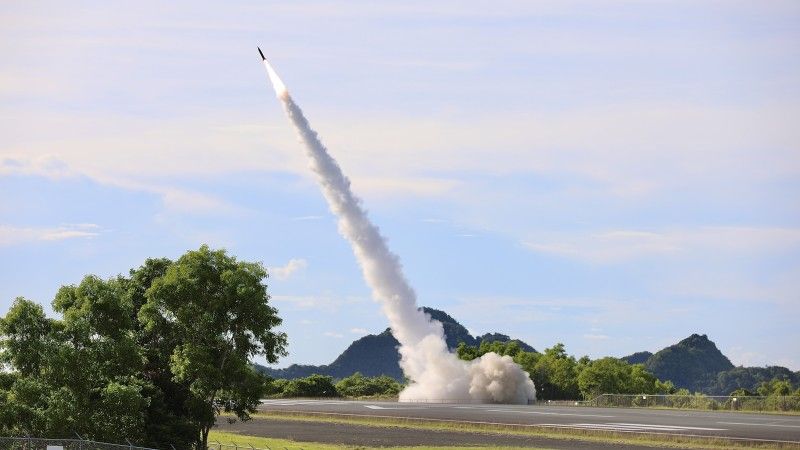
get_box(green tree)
[757,378,793,396]
[532,344,581,400]
[282,374,338,397]
[126,257,196,448]
[0,297,52,376]
[335,372,402,397]
[729,387,754,397]
[577,358,668,399]
[0,246,287,448]
[140,245,287,448]
[456,342,479,361]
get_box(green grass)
[245,411,800,449]
[209,431,340,450]
[208,431,546,450]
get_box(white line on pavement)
[543,423,726,432]
[718,421,800,428]
[486,409,615,418]
[610,422,726,431]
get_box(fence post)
[74,431,85,450]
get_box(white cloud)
[268,258,308,281]
[584,334,610,341]
[0,223,101,246]
[3,100,798,206]
[524,227,800,264]
[0,154,74,179]
[350,327,368,334]
[0,154,241,216]
[323,331,343,338]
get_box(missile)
[258,47,288,99]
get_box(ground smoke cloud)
[261,58,535,404]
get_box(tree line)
[0,246,286,449]
[457,340,675,400]
[456,340,800,402]
[263,372,402,398]
[265,342,800,403]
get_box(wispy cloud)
[350,327,368,334]
[583,334,610,341]
[0,154,241,216]
[268,258,308,280]
[524,227,800,264]
[323,331,343,338]
[0,223,102,246]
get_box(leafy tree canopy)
[0,246,287,449]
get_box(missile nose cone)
[258,49,288,99]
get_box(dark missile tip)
[258,47,266,61]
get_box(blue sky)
[1,1,799,370]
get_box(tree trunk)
[200,425,210,450]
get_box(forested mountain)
[705,366,800,395]
[643,334,734,392]
[257,314,799,396]
[628,334,799,394]
[622,351,653,365]
[255,307,536,380]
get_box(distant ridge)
[255,307,536,380]
[256,312,800,395]
[626,334,799,394]
[621,351,653,365]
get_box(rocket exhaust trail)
[259,50,535,404]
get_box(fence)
[0,438,287,450]
[584,394,800,412]
[0,437,157,450]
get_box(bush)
[281,375,338,397]
[335,373,401,397]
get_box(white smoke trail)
[261,57,535,404]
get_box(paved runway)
[218,417,672,449]
[258,399,800,444]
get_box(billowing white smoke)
[261,58,535,404]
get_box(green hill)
[643,334,734,392]
[621,351,653,365]
[257,318,798,395]
[256,307,535,380]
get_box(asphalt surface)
[216,417,672,449]
[256,399,800,445]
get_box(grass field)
[208,431,548,450]
[230,411,800,449]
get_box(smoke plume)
[261,57,536,403]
